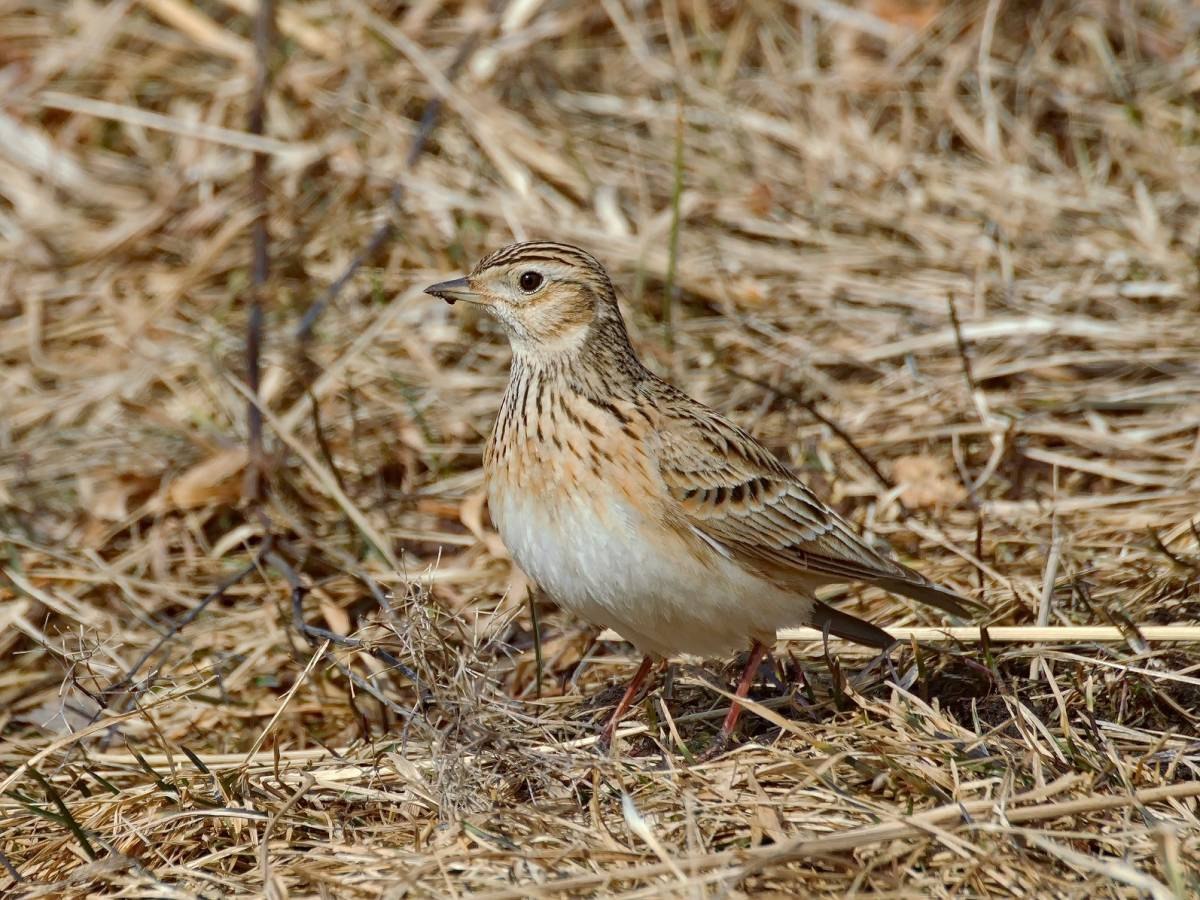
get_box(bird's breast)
[484,381,674,611]
[482,376,790,659]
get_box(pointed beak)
[423,276,479,306]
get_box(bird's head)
[425,241,629,360]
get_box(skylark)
[426,241,977,752]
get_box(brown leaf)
[319,596,352,636]
[78,471,159,522]
[460,488,507,559]
[163,448,247,510]
[892,454,966,509]
[868,0,942,31]
[745,181,774,217]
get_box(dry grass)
[3,0,1200,895]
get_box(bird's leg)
[598,654,656,751]
[702,640,770,758]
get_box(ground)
[2,1,1200,896]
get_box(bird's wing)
[646,385,978,620]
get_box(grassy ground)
[3,0,1200,896]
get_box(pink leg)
[704,640,770,757]
[598,655,656,750]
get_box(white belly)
[488,481,809,658]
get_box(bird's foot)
[694,730,733,763]
[594,725,616,757]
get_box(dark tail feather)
[872,574,982,620]
[811,601,896,649]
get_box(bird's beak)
[423,276,480,306]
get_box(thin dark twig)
[0,847,23,883]
[245,286,264,498]
[245,0,276,501]
[105,550,268,699]
[288,583,421,721]
[267,550,426,695]
[294,187,402,342]
[271,531,459,710]
[49,544,268,763]
[404,17,492,168]
[946,293,980,396]
[528,592,543,699]
[975,514,986,593]
[270,533,418,648]
[294,9,495,342]
[1147,527,1197,570]
[725,368,898,498]
[947,292,985,508]
[309,390,348,494]
[662,91,686,356]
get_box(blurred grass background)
[2,0,1200,895]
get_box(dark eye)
[518,270,544,293]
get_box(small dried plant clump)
[2,1,1199,896]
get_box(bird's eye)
[518,270,544,293]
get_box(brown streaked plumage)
[426,241,980,753]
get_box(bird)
[425,241,979,753]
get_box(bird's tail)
[872,570,982,620]
[811,600,896,649]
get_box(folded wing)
[647,390,980,635]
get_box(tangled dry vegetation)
[3,0,1200,896]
